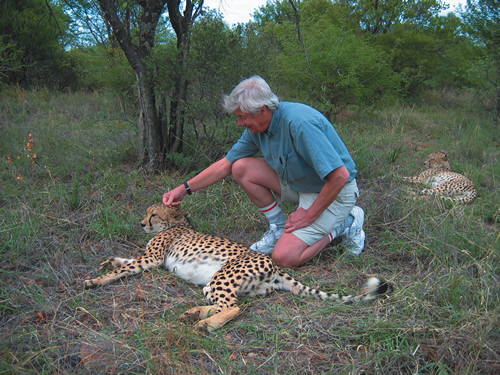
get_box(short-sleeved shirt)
[226,102,357,193]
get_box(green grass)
[0,88,498,374]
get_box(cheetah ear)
[173,208,186,218]
[441,152,448,160]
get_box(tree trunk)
[166,0,203,156]
[168,41,189,154]
[97,0,202,169]
[136,69,162,168]
[97,0,167,170]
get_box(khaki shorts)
[276,179,359,246]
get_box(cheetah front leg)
[99,257,135,271]
[83,255,163,288]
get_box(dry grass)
[0,89,498,374]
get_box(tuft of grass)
[0,88,498,374]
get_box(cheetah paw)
[179,310,201,325]
[83,279,96,289]
[98,257,116,272]
[193,321,212,335]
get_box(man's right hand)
[162,185,186,207]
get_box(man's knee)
[272,247,302,268]
[231,158,250,182]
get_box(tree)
[337,0,445,34]
[0,0,72,88]
[254,0,400,114]
[164,0,203,156]
[95,0,165,169]
[63,0,111,47]
[463,0,500,122]
[94,0,202,170]
[376,13,475,93]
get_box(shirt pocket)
[281,150,309,186]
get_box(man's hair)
[223,75,280,115]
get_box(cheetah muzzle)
[84,203,393,333]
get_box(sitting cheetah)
[84,203,393,333]
[402,152,477,204]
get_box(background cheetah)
[402,152,477,204]
[84,203,393,333]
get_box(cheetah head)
[140,203,191,233]
[424,152,451,169]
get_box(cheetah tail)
[276,273,393,304]
[352,277,394,302]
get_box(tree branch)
[288,0,311,72]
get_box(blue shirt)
[226,102,357,193]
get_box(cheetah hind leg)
[196,306,241,334]
[180,305,241,334]
[179,305,218,324]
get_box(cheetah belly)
[164,257,223,286]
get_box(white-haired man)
[163,76,365,267]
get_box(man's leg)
[232,159,365,261]
[232,158,287,253]
[231,157,281,206]
[272,180,362,266]
[272,232,330,268]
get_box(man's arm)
[163,157,233,206]
[284,166,350,232]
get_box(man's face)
[234,107,272,134]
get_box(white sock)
[259,201,286,228]
[327,214,354,242]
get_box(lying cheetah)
[403,152,477,204]
[84,203,393,333]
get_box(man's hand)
[162,186,186,207]
[284,208,314,233]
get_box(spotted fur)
[84,203,393,333]
[403,152,477,204]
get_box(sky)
[202,0,468,26]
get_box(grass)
[0,87,498,374]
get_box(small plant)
[6,131,37,182]
[388,145,405,163]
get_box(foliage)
[2,0,499,167]
[0,0,74,88]
[462,0,500,122]
[262,2,400,115]
[376,13,478,92]
[147,10,279,171]
[68,45,135,101]
[337,0,446,34]
[463,0,500,48]
[253,0,297,25]
[63,0,114,47]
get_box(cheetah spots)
[85,203,393,332]
[402,152,477,204]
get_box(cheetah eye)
[151,213,157,217]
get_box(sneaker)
[341,206,366,255]
[250,224,284,255]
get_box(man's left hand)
[284,208,314,233]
